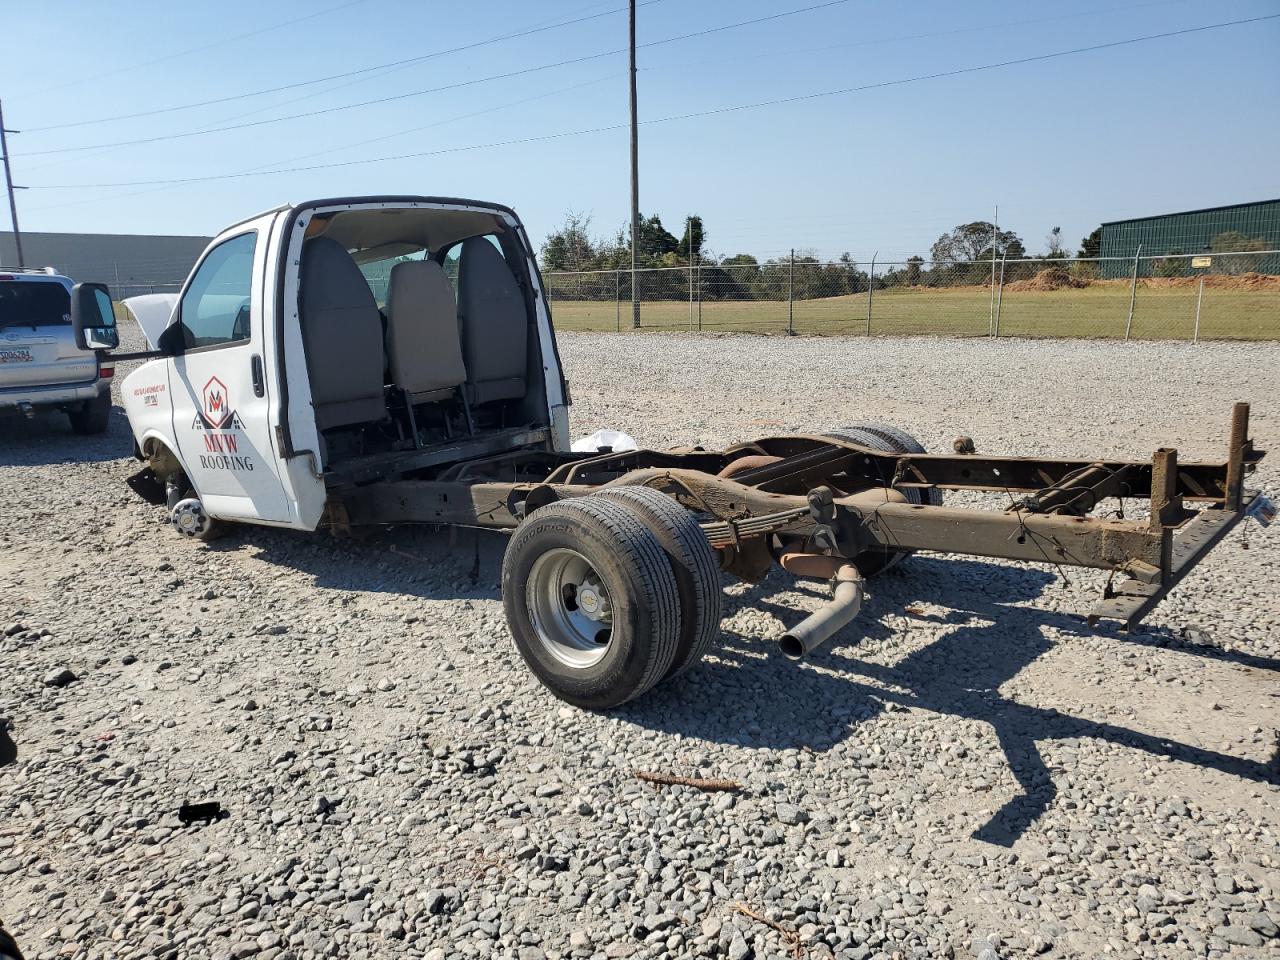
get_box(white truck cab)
[105,196,570,535]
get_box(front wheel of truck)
[502,495,682,709]
[170,496,225,542]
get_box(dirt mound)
[1141,271,1280,291]
[1006,266,1091,292]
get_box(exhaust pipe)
[778,563,864,660]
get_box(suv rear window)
[0,281,72,328]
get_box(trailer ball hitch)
[778,564,864,661]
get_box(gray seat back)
[458,237,527,404]
[299,237,387,430]
[385,260,467,402]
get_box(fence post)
[614,269,621,332]
[688,261,695,332]
[697,261,702,331]
[865,254,876,336]
[787,248,795,335]
[1125,243,1142,340]
[113,263,121,302]
[994,254,1007,337]
[988,251,998,336]
[1193,275,1204,344]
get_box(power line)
[21,72,626,216]
[26,14,1278,191]
[15,3,664,177]
[24,0,371,97]
[16,0,854,156]
[20,1,668,133]
[663,0,1190,72]
[19,54,630,157]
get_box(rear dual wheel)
[502,490,721,709]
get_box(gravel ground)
[1,332,1278,960]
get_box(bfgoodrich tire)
[595,486,722,680]
[0,923,25,960]
[68,392,111,435]
[502,496,682,709]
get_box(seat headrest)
[387,259,456,320]
[459,237,521,308]
[301,236,376,311]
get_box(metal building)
[1098,199,1280,277]
[0,230,212,297]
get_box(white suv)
[0,267,114,434]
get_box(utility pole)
[628,0,640,329]
[0,99,26,268]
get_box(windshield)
[0,280,72,329]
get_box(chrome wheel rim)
[526,548,614,669]
[172,498,209,537]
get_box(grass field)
[549,283,1279,340]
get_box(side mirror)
[71,282,120,351]
[157,322,185,357]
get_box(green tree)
[539,212,597,271]
[705,253,758,301]
[930,221,1023,264]
[1078,227,1102,259]
[676,215,706,263]
[1044,226,1066,259]
[637,214,679,264]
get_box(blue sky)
[4,0,1278,263]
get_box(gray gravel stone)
[1,332,1277,960]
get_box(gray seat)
[385,260,467,403]
[299,237,387,431]
[458,237,528,404]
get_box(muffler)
[778,563,864,660]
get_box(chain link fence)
[93,250,1278,341]
[544,250,1280,340]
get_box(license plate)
[1247,493,1276,528]
[0,348,33,363]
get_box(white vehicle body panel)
[120,293,178,349]
[124,211,324,530]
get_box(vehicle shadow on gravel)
[621,556,1280,847]
[230,523,509,599]
[0,407,132,465]
[230,525,1278,847]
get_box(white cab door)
[165,227,294,523]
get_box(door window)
[176,232,257,349]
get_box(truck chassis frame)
[328,402,1265,634]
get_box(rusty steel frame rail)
[1086,492,1260,630]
